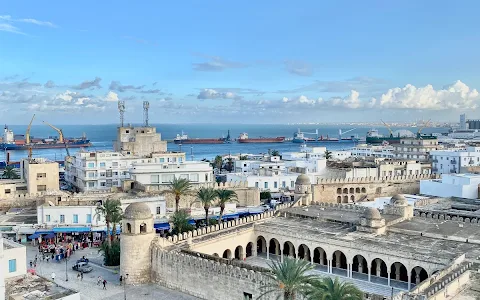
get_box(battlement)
[414,209,480,225]
[316,174,438,185]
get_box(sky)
[1,1,480,125]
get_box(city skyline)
[1,1,480,124]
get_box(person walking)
[102,279,107,290]
[97,276,102,286]
[51,272,56,282]
[80,271,84,281]
[119,275,123,286]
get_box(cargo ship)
[293,129,358,143]
[0,125,91,150]
[237,133,285,143]
[173,131,229,144]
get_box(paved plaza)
[25,245,198,300]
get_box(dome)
[364,207,382,220]
[295,174,311,185]
[124,202,152,219]
[390,194,408,206]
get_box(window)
[274,182,278,189]
[100,172,106,177]
[46,215,51,222]
[8,259,16,273]
[113,171,118,176]
[60,214,65,223]
[88,162,95,168]
[100,182,106,187]
[99,162,106,168]
[88,172,95,178]
[140,223,147,233]
[151,175,160,183]
[159,158,165,163]
[179,157,183,162]
[179,174,189,180]
[243,292,253,300]
[190,174,199,182]
[290,181,294,188]
[156,206,162,214]
[73,214,78,223]
[88,182,95,187]
[5,189,10,194]
[112,181,118,186]
[37,185,46,192]
[264,182,268,189]
[86,214,92,223]
[255,182,259,188]
[282,181,286,188]
[112,162,118,167]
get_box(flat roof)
[6,274,78,300]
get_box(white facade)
[65,151,186,192]
[282,146,326,161]
[351,144,394,158]
[120,196,167,218]
[1,236,27,280]
[430,147,480,174]
[329,150,352,160]
[226,172,307,192]
[37,205,106,227]
[234,160,286,174]
[393,138,439,162]
[420,173,480,199]
[130,161,213,186]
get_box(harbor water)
[0,124,449,162]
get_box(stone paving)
[26,245,198,300]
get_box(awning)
[28,233,41,239]
[35,230,54,234]
[154,223,170,230]
[53,227,91,233]
[44,233,56,239]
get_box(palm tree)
[110,209,123,241]
[225,157,234,172]
[213,155,223,171]
[306,277,363,300]
[216,189,237,223]
[2,166,18,179]
[271,150,280,157]
[170,210,195,235]
[324,150,333,160]
[165,177,193,212]
[259,257,318,300]
[95,199,122,247]
[195,187,217,226]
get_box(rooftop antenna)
[143,101,150,127]
[118,100,125,127]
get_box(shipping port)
[237,133,285,143]
[173,130,231,144]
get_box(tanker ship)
[0,117,91,150]
[237,133,285,143]
[173,131,229,144]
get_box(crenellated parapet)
[414,209,480,224]
[316,174,439,185]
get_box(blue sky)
[1,1,480,124]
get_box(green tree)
[324,150,333,160]
[216,189,237,224]
[170,210,195,235]
[306,277,363,300]
[271,150,280,157]
[213,155,223,170]
[94,199,122,248]
[195,187,217,226]
[99,239,120,266]
[239,155,248,160]
[2,166,18,179]
[225,157,234,172]
[260,191,272,200]
[259,257,318,300]
[110,209,123,241]
[165,177,193,212]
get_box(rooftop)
[6,274,78,300]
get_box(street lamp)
[123,273,129,300]
[65,256,69,281]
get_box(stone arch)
[257,236,267,254]
[222,249,232,259]
[350,195,355,202]
[355,187,360,193]
[283,241,296,258]
[361,187,366,193]
[390,262,409,283]
[411,266,428,285]
[337,196,342,203]
[246,242,254,258]
[371,258,388,278]
[343,196,348,203]
[126,223,132,233]
[343,188,348,193]
[269,238,280,255]
[332,250,347,270]
[313,247,327,265]
[298,244,310,261]
[349,187,354,193]
[337,188,341,194]
[235,245,244,260]
[140,223,147,233]
[352,254,368,274]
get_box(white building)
[329,150,352,160]
[1,235,27,281]
[120,196,167,218]
[37,205,106,227]
[430,146,480,174]
[226,172,301,192]
[393,137,439,162]
[420,173,480,199]
[282,146,326,161]
[350,144,394,159]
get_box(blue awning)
[35,230,54,234]
[53,227,90,233]
[44,233,56,239]
[154,223,170,230]
[28,233,41,239]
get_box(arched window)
[361,187,366,193]
[337,196,342,203]
[126,223,132,233]
[349,188,354,194]
[355,187,360,193]
[350,195,355,202]
[337,188,342,194]
[140,223,147,233]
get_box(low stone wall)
[414,209,480,224]
[151,249,279,300]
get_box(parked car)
[72,262,93,273]
[76,257,89,264]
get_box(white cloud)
[105,91,119,102]
[197,89,242,100]
[0,23,24,35]
[18,18,56,28]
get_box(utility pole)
[65,256,69,281]
[123,273,129,300]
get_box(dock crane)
[26,114,35,159]
[339,128,356,139]
[417,119,432,138]
[42,121,64,143]
[297,128,319,140]
[381,120,395,137]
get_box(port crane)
[417,119,432,138]
[42,121,64,143]
[381,120,395,137]
[26,114,35,159]
[338,128,356,139]
[297,128,319,140]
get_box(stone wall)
[151,249,279,300]
[313,174,438,204]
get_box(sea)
[0,124,450,163]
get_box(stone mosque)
[120,175,480,300]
